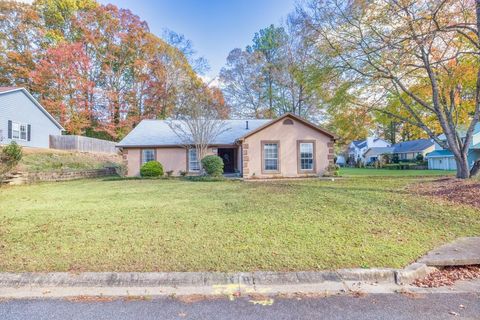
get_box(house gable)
[0,88,63,130]
[236,113,337,142]
[0,88,63,148]
[241,114,335,178]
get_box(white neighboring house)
[0,87,64,148]
[348,136,391,165]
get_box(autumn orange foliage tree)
[0,0,227,140]
[31,42,94,134]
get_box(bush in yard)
[140,161,163,177]
[1,141,23,164]
[324,163,340,177]
[0,141,22,172]
[201,155,224,176]
[416,153,424,162]
[0,142,23,183]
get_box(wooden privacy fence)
[49,135,118,154]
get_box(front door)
[218,148,235,173]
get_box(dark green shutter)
[7,120,12,139]
[27,124,31,141]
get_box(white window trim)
[188,148,200,172]
[11,121,27,141]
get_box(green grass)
[18,148,122,172]
[0,176,478,272]
[340,167,456,177]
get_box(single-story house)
[392,139,434,161]
[0,87,64,148]
[427,124,480,170]
[363,138,434,164]
[117,113,337,178]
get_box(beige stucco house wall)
[123,146,217,177]
[120,114,336,178]
[240,116,335,178]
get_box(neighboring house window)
[11,122,27,141]
[11,122,20,139]
[298,141,315,171]
[262,142,279,172]
[188,148,200,172]
[20,124,27,140]
[142,149,155,165]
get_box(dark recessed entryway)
[218,148,236,174]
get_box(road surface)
[1,293,479,320]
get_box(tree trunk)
[470,160,480,177]
[454,154,470,179]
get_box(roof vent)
[245,120,249,130]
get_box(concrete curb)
[0,265,426,288]
[394,263,431,285]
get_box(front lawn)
[340,167,456,177]
[0,175,478,272]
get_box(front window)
[142,149,155,165]
[299,142,314,170]
[263,142,279,171]
[188,148,200,172]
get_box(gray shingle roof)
[117,119,271,147]
[365,147,395,157]
[352,140,366,148]
[392,139,434,153]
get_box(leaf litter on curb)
[413,266,480,288]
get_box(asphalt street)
[1,293,479,320]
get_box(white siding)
[0,90,62,148]
[428,157,456,170]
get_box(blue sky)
[98,0,297,79]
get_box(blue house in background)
[426,123,480,170]
[0,87,63,148]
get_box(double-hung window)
[263,142,279,172]
[20,124,27,140]
[11,122,27,141]
[142,149,155,165]
[188,148,200,172]
[299,141,315,171]
[11,122,20,139]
